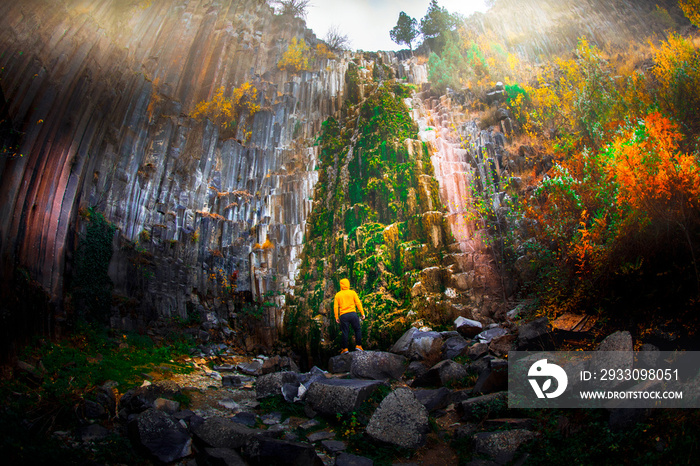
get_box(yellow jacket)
[334,279,364,320]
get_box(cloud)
[306,0,489,52]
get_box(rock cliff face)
[0,0,349,342]
[0,0,434,353]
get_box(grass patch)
[0,324,194,463]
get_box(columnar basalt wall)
[0,0,357,337]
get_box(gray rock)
[82,399,107,419]
[350,351,407,381]
[517,317,552,350]
[281,383,299,402]
[412,359,467,387]
[306,430,335,442]
[321,439,347,454]
[241,437,323,465]
[443,335,470,359]
[222,375,242,387]
[305,379,383,416]
[79,424,110,442]
[473,429,538,464]
[596,330,633,352]
[468,342,489,360]
[488,334,516,358]
[120,380,182,414]
[261,412,282,425]
[366,388,429,449]
[328,352,355,373]
[154,397,180,414]
[232,412,257,428]
[455,316,483,338]
[475,327,508,344]
[590,331,634,385]
[238,360,263,376]
[202,447,247,466]
[406,361,429,379]
[128,408,192,464]
[192,417,268,450]
[335,452,374,466]
[256,371,301,399]
[300,419,321,430]
[472,359,508,394]
[390,328,444,362]
[414,387,451,412]
[457,392,508,421]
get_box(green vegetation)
[0,324,193,463]
[71,207,116,324]
[285,69,454,360]
[390,11,419,52]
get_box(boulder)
[200,447,247,466]
[468,342,489,360]
[350,351,407,381]
[412,359,467,387]
[241,437,323,466]
[516,317,552,350]
[336,452,374,466]
[473,429,538,464]
[455,316,483,338]
[390,327,444,363]
[366,388,430,449]
[120,380,182,414]
[305,379,383,416]
[128,408,192,464]
[232,412,257,428]
[443,335,470,359]
[590,331,634,385]
[255,371,301,399]
[238,360,263,376]
[596,330,633,352]
[457,392,508,421]
[475,327,508,344]
[321,439,346,454]
[488,334,516,358]
[192,417,268,450]
[328,352,355,373]
[406,361,429,379]
[153,397,180,414]
[414,387,451,412]
[472,359,508,395]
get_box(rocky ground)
[31,302,678,466]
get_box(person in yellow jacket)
[334,278,365,354]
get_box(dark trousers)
[339,312,362,348]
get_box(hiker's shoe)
[340,348,349,354]
[355,345,364,351]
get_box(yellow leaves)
[649,32,695,91]
[315,43,334,60]
[189,82,260,135]
[680,0,700,28]
[278,37,310,73]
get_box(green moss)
[71,207,117,324]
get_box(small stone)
[306,430,335,442]
[232,412,257,427]
[217,399,239,411]
[336,452,374,466]
[321,439,347,454]
[300,419,321,430]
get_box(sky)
[305,0,491,52]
